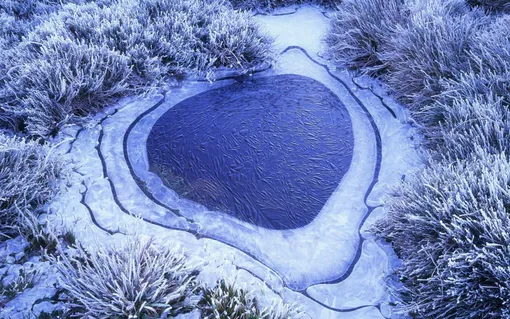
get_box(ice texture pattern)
[146,74,354,230]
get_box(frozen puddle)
[50,6,421,319]
[146,74,354,230]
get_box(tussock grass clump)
[404,14,510,153]
[400,14,510,154]
[200,280,302,319]
[324,0,409,75]
[29,0,272,76]
[0,0,273,137]
[383,0,487,109]
[0,135,63,241]
[3,37,132,136]
[325,0,489,108]
[326,0,488,108]
[56,238,198,318]
[377,150,510,318]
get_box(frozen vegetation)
[55,237,198,318]
[229,0,337,11]
[0,135,63,240]
[0,0,272,137]
[326,0,510,318]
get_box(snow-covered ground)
[1,6,422,319]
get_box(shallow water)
[147,74,354,230]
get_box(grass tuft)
[0,0,273,137]
[376,150,510,318]
[383,0,487,109]
[324,0,409,75]
[230,0,339,11]
[200,280,303,319]
[55,237,198,318]
[0,135,63,241]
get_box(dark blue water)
[146,74,354,230]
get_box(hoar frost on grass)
[326,0,510,317]
[376,149,510,318]
[0,0,273,137]
[199,280,304,319]
[324,0,408,75]
[230,0,338,11]
[55,236,304,318]
[55,237,199,318]
[0,135,64,241]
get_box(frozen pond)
[147,74,354,230]
[41,6,422,319]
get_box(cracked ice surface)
[46,5,421,319]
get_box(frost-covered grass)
[326,0,510,317]
[200,280,303,319]
[0,0,273,137]
[382,0,487,109]
[324,0,408,75]
[326,0,489,108]
[0,0,99,50]
[3,39,133,137]
[0,135,63,241]
[230,0,338,11]
[55,237,198,318]
[55,237,302,318]
[376,150,510,318]
[0,265,39,304]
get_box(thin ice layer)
[146,74,354,230]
